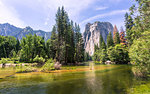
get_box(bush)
[33,55,45,64]
[129,31,150,77]
[0,58,14,64]
[107,44,129,64]
[16,65,36,73]
[0,58,7,64]
[41,59,54,71]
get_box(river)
[0,65,149,94]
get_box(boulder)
[54,62,62,70]
[105,61,112,65]
[5,63,12,68]
[0,64,2,68]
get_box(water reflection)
[0,65,146,94]
[84,62,102,94]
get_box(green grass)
[128,83,150,94]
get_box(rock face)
[0,23,51,40]
[83,21,113,56]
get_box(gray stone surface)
[83,21,113,56]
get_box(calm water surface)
[0,65,148,94]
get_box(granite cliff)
[83,21,113,56]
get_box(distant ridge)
[0,23,51,40]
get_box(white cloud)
[80,9,128,25]
[95,6,108,11]
[40,0,96,26]
[0,0,26,27]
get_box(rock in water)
[83,21,113,56]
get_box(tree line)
[93,25,129,64]
[125,0,150,77]
[93,0,150,77]
[0,7,89,64]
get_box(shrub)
[0,58,14,64]
[16,65,36,73]
[33,55,45,64]
[41,59,54,71]
[107,44,129,64]
[0,58,7,64]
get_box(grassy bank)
[0,64,121,79]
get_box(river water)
[0,65,149,94]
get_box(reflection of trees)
[84,63,103,94]
[99,66,135,94]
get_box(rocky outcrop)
[83,21,113,56]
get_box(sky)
[0,0,134,32]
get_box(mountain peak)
[23,26,33,32]
[0,23,51,40]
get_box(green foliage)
[125,13,134,46]
[41,59,55,71]
[125,0,150,77]
[20,34,46,62]
[114,32,120,45]
[0,35,20,58]
[93,35,107,64]
[107,44,129,64]
[93,50,100,61]
[107,32,114,48]
[46,26,58,59]
[129,31,150,76]
[127,80,150,94]
[0,58,7,64]
[16,65,36,73]
[0,58,15,64]
[55,7,84,64]
[100,49,108,63]
[0,7,85,65]
[33,55,45,64]
[94,61,101,64]
[125,0,150,46]
[84,52,90,61]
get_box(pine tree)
[54,6,85,64]
[120,27,126,45]
[124,13,134,46]
[99,34,103,49]
[16,38,21,53]
[107,32,114,48]
[47,25,58,59]
[114,32,120,45]
[99,34,106,50]
[113,25,120,45]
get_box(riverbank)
[0,64,123,79]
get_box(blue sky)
[0,0,134,32]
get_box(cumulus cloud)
[0,0,26,27]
